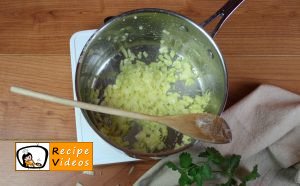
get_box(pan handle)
[200,0,245,38]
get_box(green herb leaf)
[199,147,224,164]
[198,151,209,158]
[188,164,199,177]
[194,173,203,186]
[165,161,178,171]
[239,165,260,186]
[166,147,259,186]
[179,173,192,186]
[223,155,241,177]
[179,152,193,168]
[221,178,237,186]
[201,164,212,179]
[188,166,204,186]
[188,164,212,186]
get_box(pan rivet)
[179,25,188,32]
[207,49,214,59]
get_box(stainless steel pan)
[75,0,245,158]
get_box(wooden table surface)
[0,0,299,185]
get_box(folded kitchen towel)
[134,84,300,186]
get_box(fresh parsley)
[165,147,260,186]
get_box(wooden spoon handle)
[10,86,154,121]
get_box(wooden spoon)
[10,86,232,144]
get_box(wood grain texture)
[0,0,299,55]
[0,55,76,140]
[0,0,300,185]
[226,55,300,108]
[0,141,156,186]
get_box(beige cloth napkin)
[134,84,300,186]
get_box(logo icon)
[16,143,49,171]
